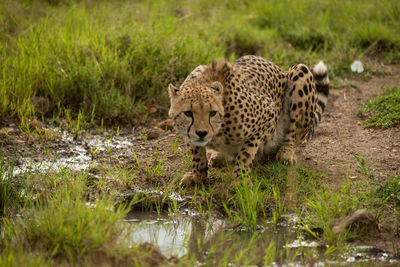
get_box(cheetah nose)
[195,130,208,139]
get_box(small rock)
[139,242,167,265]
[29,120,43,130]
[0,127,16,134]
[174,8,185,17]
[147,127,164,140]
[31,96,53,116]
[357,121,362,126]
[157,119,173,130]
[149,106,158,114]
[332,209,376,235]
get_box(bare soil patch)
[302,62,400,182]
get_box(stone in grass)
[139,242,167,266]
[147,127,164,140]
[29,120,43,130]
[157,119,173,130]
[31,96,53,116]
[332,209,377,235]
[149,106,158,114]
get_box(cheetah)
[168,55,329,185]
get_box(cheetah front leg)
[233,139,261,183]
[181,144,208,186]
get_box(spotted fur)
[168,55,329,185]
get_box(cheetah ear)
[210,81,223,94]
[168,84,179,98]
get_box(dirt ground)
[301,61,400,182]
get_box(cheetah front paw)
[276,147,297,165]
[180,172,206,186]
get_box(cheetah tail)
[306,61,329,140]
[311,61,329,126]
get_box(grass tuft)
[0,170,149,266]
[361,87,400,129]
[230,175,268,228]
[301,155,400,245]
[0,158,24,216]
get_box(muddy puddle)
[11,125,137,176]
[125,212,399,265]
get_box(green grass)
[209,162,325,228]
[361,87,400,129]
[227,176,269,228]
[1,0,399,125]
[300,154,400,245]
[373,175,400,206]
[0,169,157,266]
[0,158,24,216]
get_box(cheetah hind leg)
[276,146,297,165]
[276,64,316,165]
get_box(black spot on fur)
[243,151,251,158]
[301,66,308,74]
[303,85,308,95]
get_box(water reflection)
[126,212,191,257]
[126,211,399,265]
[126,211,319,264]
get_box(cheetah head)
[167,81,225,147]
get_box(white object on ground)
[351,60,364,73]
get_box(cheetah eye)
[209,111,217,117]
[183,111,193,117]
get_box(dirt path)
[301,62,400,182]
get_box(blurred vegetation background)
[1,0,399,125]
